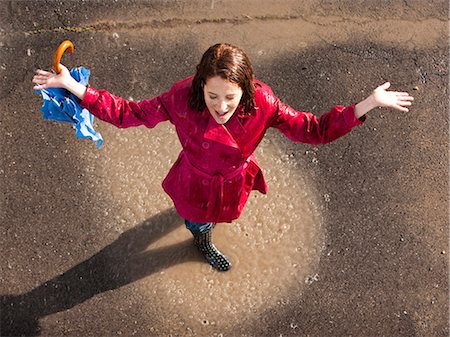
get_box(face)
[203,76,243,125]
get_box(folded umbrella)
[35,40,103,148]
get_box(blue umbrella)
[35,41,103,148]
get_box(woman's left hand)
[355,82,414,119]
[371,82,414,112]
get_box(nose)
[216,100,228,113]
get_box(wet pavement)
[1,1,449,336]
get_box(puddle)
[94,123,325,335]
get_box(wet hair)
[189,43,255,114]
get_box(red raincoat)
[81,77,364,222]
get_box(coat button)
[202,142,210,149]
[202,179,209,185]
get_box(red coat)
[81,77,364,222]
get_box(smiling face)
[204,76,243,125]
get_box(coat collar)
[203,108,247,150]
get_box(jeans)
[184,220,214,233]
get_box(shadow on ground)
[0,208,204,336]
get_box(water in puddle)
[97,124,326,336]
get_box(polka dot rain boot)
[192,229,232,272]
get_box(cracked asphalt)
[1,1,449,336]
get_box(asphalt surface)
[1,1,449,336]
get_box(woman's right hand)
[32,63,87,100]
[32,63,71,90]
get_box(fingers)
[398,98,414,105]
[33,69,51,85]
[394,95,413,112]
[393,98,413,112]
[35,69,54,76]
[397,94,414,100]
[32,68,56,90]
[394,92,412,97]
[33,74,48,82]
[33,84,45,90]
[32,78,43,87]
[394,104,409,112]
[387,91,414,101]
[393,91,414,98]
[32,78,48,90]
[32,76,47,87]
[397,95,414,108]
[393,92,414,107]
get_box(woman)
[32,43,414,271]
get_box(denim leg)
[184,220,214,233]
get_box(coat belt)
[182,151,253,221]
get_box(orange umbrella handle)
[53,40,74,74]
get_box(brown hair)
[189,43,255,114]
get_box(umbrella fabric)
[35,67,103,148]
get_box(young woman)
[32,43,414,272]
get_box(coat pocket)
[162,153,211,211]
[243,159,260,190]
[228,159,260,213]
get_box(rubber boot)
[191,228,232,272]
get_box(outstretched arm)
[354,82,414,119]
[270,81,414,145]
[32,63,87,100]
[32,63,170,128]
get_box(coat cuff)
[344,103,366,127]
[80,85,100,108]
